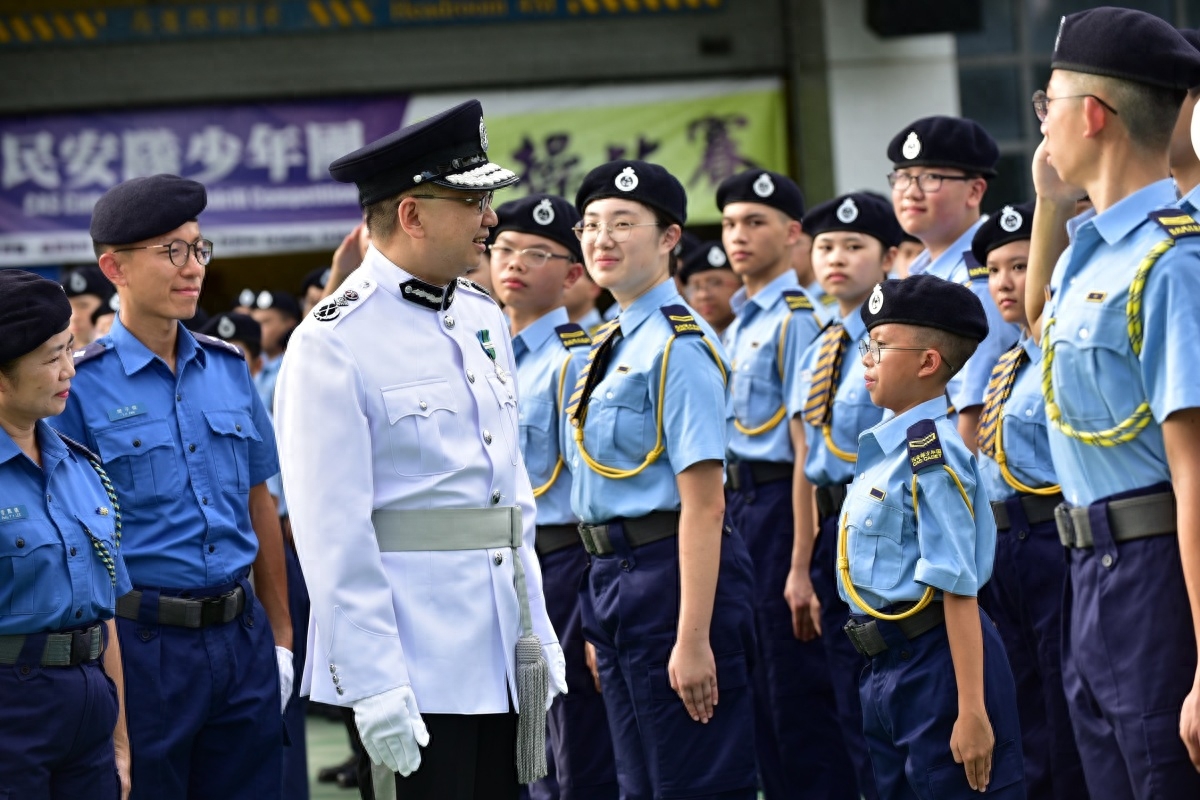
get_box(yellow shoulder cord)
[1041,238,1170,447]
[993,419,1062,496]
[532,355,572,498]
[836,465,974,621]
[822,426,856,463]
[574,335,727,479]
[733,313,791,436]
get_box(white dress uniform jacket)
[275,246,558,714]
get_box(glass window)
[1027,0,1174,52]
[985,151,1035,212]
[957,0,1016,55]
[960,67,1023,141]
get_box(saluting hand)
[668,637,718,724]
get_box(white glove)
[276,646,294,715]
[353,686,430,777]
[545,642,568,710]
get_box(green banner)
[486,86,788,225]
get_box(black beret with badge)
[201,312,262,353]
[887,116,999,178]
[252,289,302,320]
[802,192,904,248]
[90,174,207,245]
[62,265,114,301]
[492,194,583,262]
[1053,8,1200,91]
[715,170,806,221]
[677,241,731,285]
[329,99,518,206]
[971,201,1034,265]
[575,159,687,226]
[0,269,72,363]
[861,274,988,342]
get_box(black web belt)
[843,602,945,659]
[578,511,680,557]
[116,585,245,628]
[536,524,583,557]
[990,492,1063,531]
[1055,490,1176,549]
[0,623,104,666]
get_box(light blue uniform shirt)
[513,307,587,527]
[907,220,1021,413]
[568,280,731,524]
[725,270,822,463]
[577,308,604,336]
[838,397,995,610]
[978,337,1059,502]
[254,353,283,411]
[0,422,132,634]
[1045,179,1200,507]
[51,315,280,588]
[791,304,884,487]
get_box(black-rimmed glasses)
[1032,90,1119,122]
[887,172,976,193]
[112,238,213,268]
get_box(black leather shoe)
[335,766,360,789]
[318,755,358,783]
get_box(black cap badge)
[902,132,921,160]
[217,316,237,339]
[69,272,87,293]
[837,197,859,223]
[999,205,1023,233]
[615,167,638,192]
[707,246,728,267]
[753,173,775,198]
[868,283,884,315]
[533,198,555,225]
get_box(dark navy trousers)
[1061,486,1200,800]
[580,519,758,800]
[976,498,1087,800]
[858,607,1026,800]
[119,576,282,800]
[282,539,311,799]
[0,630,120,800]
[726,474,858,800]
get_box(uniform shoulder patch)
[72,340,111,366]
[780,289,815,312]
[311,279,376,324]
[1148,208,1200,238]
[193,332,245,359]
[659,305,703,336]
[554,323,591,349]
[963,250,988,281]
[906,419,946,473]
[53,430,100,462]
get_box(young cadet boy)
[886,116,1019,447]
[784,192,903,800]
[490,193,618,800]
[717,170,855,799]
[841,274,1025,798]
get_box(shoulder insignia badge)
[193,332,245,358]
[313,302,341,322]
[72,340,110,366]
[906,419,946,473]
[555,323,591,349]
[1148,209,1200,238]
[780,289,814,312]
[659,304,703,336]
[963,250,988,281]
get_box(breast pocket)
[845,494,905,591]
[519,396,557,478]
[1049,305,1143,426]
[381,380,466,477]
[593,375,650,466]
[93,419,183,509]
[486,373,520,466]
[732,348,782,426]
[203,410,262,494]
[0,520,66,616]
[1002,396,1053,471]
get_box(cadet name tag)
[906,420,946,473]
[0,505,28,523]
[107,403,147,422]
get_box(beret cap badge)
[615,167,639,192]
[707,246,728,267]
[902,132,921,160]
[752,173,775,198]
[532,198,555,226]
[999,206,1023,233]
[217,316,237,339]
[836,197,859,223]
[868,284,884,315]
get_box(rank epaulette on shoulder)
[72,340,111,366]
[54,430,100,462]
[1148,208,1200,238]
[555,323,591,349]
[963,250,989,282]
[780,289,815,312]
[458,277,498,304]
[659,305,703,336]
[906,419,946,473]
[311,279,375,324]
[193,332,245,359]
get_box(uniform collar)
[365,246,459,311]
[515,307,570,354]
[730,269,798,315]
[109,313,203,376]
[1020,334,1043,364]
[834,302,868,340]
[618,279,681,338]
[1087,179,1179,245]
[1181,179,1200,213]
[0,420,67,468]
[868,396,949,456]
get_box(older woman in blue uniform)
[566,160,757,800]
[0,270,133,798]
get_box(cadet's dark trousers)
[529,543,618,800]
[119,575,282,800]
[282,537,311,799]
[812,513,880,800]
[977,499,1087,800]
[859,607,1026,799]
[1061,486,1200,800]
[0,629,120,799]
[726,475,858,800]
[580,519,758,800]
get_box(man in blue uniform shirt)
[1024,8,1200,797]
[51,174,293,800]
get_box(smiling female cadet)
[0,270,133,799]
[566,160,757,800]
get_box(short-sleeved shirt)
[978,337,1058,502]
[724,271,822,463]
[512,307,588,527]
[838,396,995,610]
[907,220,1021,413]
[0,421,132,634]
[50,315,279,588]
[568,280,731,524]
[1044,179,1200,507]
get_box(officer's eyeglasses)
[490,245,573,269]
[572,221,660,243]
[1031,90,1119,123]
[410,191,494,215]
[887,172,975,193]
[112,238,214,268]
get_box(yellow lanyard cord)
[733,313,792,436]
[1041,237,1170,448]
[532,355,572,498]
[993,424,1062,496]
[574,335,727,480]
[836,465,973,621]
[822,426,856,462]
